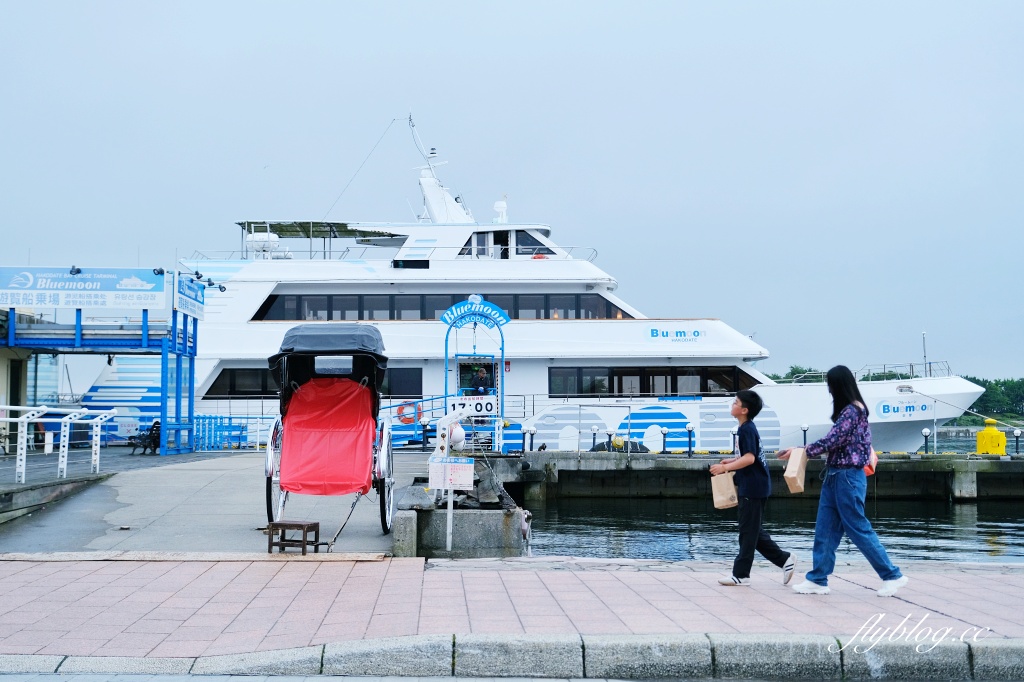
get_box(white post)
[13,407,47,484]
[58,409,87,479]
[44,430,54,454]
[446,466,455,552]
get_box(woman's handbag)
[711,471,738,509]
[864,448,879,476]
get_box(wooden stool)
[267,521,320,555]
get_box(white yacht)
[83,129,983,454]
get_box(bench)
[267,520,320,555]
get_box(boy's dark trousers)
[733,496,790,579]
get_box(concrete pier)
[521,451,1024,501]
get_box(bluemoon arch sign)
[440,296,511,329]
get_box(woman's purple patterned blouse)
[805,403,872,468]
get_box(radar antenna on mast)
[409,115,445,179]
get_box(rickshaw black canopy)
[268,323,388,415]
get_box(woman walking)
[779,365,908,597]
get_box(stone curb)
[710,633,841,679]
[324,634,452,676]
[583,633,712,679]
[838,635,970,680]
[0,655,66,673]
[58,655,194,674]
[455,634,583,678]
[1,635,1021,677]
[190,645,323,675]
[0,551,387,562]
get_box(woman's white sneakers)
[782,556,797,585]
[877,575,909,597]
[791,579,830,595]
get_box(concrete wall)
[393,508,528,558]
[523,451,1024,501]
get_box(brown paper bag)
[784,447,808,493]
[711,471,738,509]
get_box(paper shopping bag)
[711,471,738,509]
[783,447,808,493]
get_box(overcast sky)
[2,2,1022,379]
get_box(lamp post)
[419,417,430,452]
[591,424,599,450]
[921,427,931,455]
[1014,429,1021,455]
[528,427,536,452]
[660,426,668,454]
[730,426,738,455]
[606,429,614,451]
[801,424,809,447]
[686,423,694,457]
[521,425,528,452]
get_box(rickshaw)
[265,323,395,540]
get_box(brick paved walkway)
[0,555,1020,658]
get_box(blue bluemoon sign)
[440,295,511,330]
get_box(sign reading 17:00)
[449,395,497,415]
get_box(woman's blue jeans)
[806,467,902,586]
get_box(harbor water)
[528,497,1024,563]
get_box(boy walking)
[710,390,796,586]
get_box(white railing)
[773,361,956,384]
[187,245,599,263]
[0,405,117,483]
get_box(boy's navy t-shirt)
[732,420,771,498]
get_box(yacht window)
[515,230,555,256]
[581,368,610,395]
[676,369,701,395]
[331,295,359,321]
[258,295,296,321]
[474,233,487,257]
[234,369,264,394]
[394,295,422,320]
[363,295,390,321]
[204,368,279,399]
[493,231,510,259]
[548,295,576,320]
[707,367,736,393]
[382,368,422,398]
[458,236,473,256]
[487,294,513,317]
[649,371,671,395]
[207,371,231,396]
[517,294,545,319]
[580,294,607,319]
[302,296,329,321]
[425,295,453,319]
[738,369,759,390]
[614,373,642,396]
[548,368,579,397]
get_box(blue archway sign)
[442,295,507,450]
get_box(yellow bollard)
[976,419,1007,455]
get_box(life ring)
[397,403,423,425]
[532,254,548,260]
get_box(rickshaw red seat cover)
[280,377,374,496]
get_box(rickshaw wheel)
[265,417,286,524]
[378,425,394,534]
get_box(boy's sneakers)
[718,576,751,586]
[877,575,909,597]
[791,579,830,595]
[782,555,797,585]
